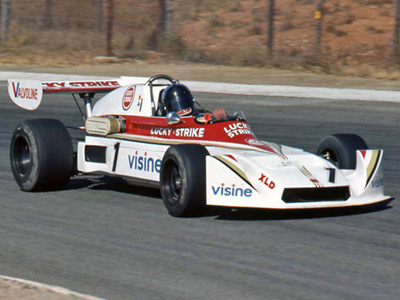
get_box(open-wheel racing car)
[9,74,392,217]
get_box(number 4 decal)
[137,95,143,112]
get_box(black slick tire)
[316,134,368,169]
[160,144,209,217]
[10,118,74,191]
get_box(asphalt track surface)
[0,83,399,300]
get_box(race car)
[8,74,392,217]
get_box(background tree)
[267,0,275,57]
[159,0,174,38]
[95,0,103,32]
[315,0,324,54]
[149,0,174,50]
[107,0,113,56]
[393,0,400,56]
[43,0,52,28]
[0,0,10,42]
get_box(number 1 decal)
[326,168,336,183]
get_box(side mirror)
[166,112,181,125]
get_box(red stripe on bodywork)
[225,154,237,161]
[121,115,283,156]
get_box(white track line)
[0,275,106,300]
[1,71,400,103]
[185,81,400,103]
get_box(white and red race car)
[8,74,392,217]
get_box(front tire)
[10,119,74,191]
[160,144,209,217]
[316,134,368,169]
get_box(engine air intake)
[86,116,123,136]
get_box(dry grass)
[0,0,398,79]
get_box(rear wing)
[9,78,123,111]
[8,77,140,111]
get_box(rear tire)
[316,134,368,169]
[160,144,209,217]
[10,119,74,191]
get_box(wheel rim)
[13,136,31,177]
[165,161,182,205]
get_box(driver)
[158,83,196,117]
[157,83,241,124]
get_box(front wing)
[206,149,391,209]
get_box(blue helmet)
[161,83,194,114]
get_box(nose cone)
[233,147,348,194]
